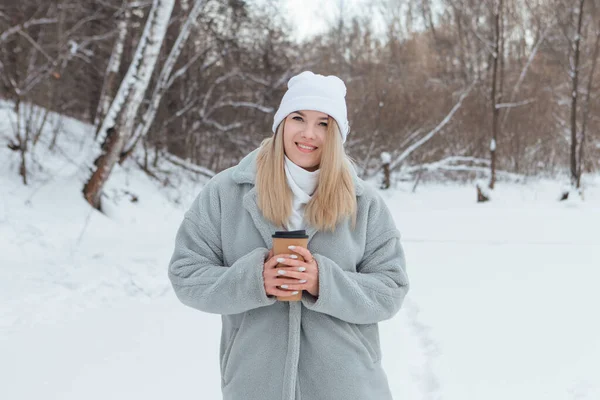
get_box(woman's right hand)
[263,250,303,298]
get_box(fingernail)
[281,285,289,289]
[276,258,285,263]
[290,255,298,259]
[292,291,299,295]
[298,267,306,272]
[278,270,286,275]
[299,279,307,283]
[288,245,296,250]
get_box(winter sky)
[282,0,374,41]
[281,0,448,42]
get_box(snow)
[490,138,497,151]
[2,102,600,400]
[476,179,492,198]
[381,151,391,164]
[132,8,145,18]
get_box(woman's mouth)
[296,142,317,153]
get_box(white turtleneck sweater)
[284,156,320,231]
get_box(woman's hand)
[263,250,304,298]
[265,246,319,297]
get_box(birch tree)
[119,0,207,161]
[93,0,131,138]
[83,0,175,210]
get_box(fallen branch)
[368,80,476,179]
[403,163,525,182]
[496,98,536,108]
[162,152,215,178]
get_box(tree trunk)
[489,0,503,190]
[82,126,124,209]
[94,0,131,139]
[13,99,28,185]
[83,0,176,210]
[421,0,437,41]
[381,158,390,190]
[453,6,469,83]
[577,20,598,189]
[570,0,585,188]
[86,0,101,123]
[477,183,490,203]
[120,0,206,162]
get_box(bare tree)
[549,0,599,196]
[569,0,586,190]
[1,1,113,184]
[93,0,132,138]
[489,0,504,190]
[578,25,600,188]
[2,0,599,194]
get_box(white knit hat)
[272,71,349,143]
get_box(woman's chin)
[300,161,320,171]
[292,158,319,171]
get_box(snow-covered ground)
[2,102,599,400]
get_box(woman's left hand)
[273,245,319,297]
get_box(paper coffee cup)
[272,230,309,301]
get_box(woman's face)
[282,110,329,172]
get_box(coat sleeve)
[301,193,409,324]
[168,184,276,315]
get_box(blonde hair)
[255,117,357,232]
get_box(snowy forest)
[2,0,600,205]
[2,2,600,400]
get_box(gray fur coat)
[168,149,409,400]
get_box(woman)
[168,71,409,400]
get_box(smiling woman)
[283,110,329,171]
[168,71,409,400]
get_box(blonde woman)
[168,71,409,400]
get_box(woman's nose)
[302,125,316,139]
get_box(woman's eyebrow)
[293,111,328,120]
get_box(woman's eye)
[292,116,303,122]
[319,122,328,127]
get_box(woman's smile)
[296,142,318,153]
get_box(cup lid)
[272,230,308,239]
